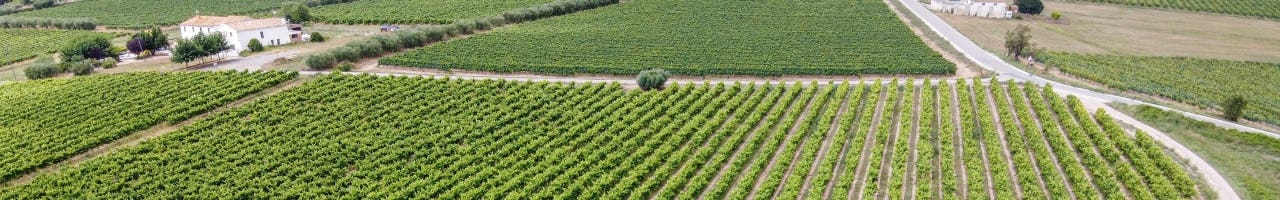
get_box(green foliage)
[308,32,325,42]
[1016,0,1044,14]
[100,57,117,69]
[0,29,106,65]
[1051,10,1062,20]
[0,71,295,183]
[68,59,92,76]
[59,34,116,62]
[381,0,953,76]
[0,77,1202,199]
[312,0,553,24]
[247,39,265,52]
[305,52,336,70]
[1004,24,1033,58]
[12,0,353,28]
[1222,96,1246,121]
[1127,104,1279,199]
[337,62,353,72]
[22,61,57,80]
[171,32,230,64]
[636,68,669,91]
[1040,52,1280,126]
[129,27,168,51]
[279,2,311,23]
[0,16,97,29]
[1071,0,1280,20]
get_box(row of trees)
[0,0,57,15]
[170,33,230,66]
[0,16,97,30]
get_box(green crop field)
[381,0,954,76]
[1,75,1196,199]
[0,71,294,182]
[1067,0,1280,19]
[1041,52,1280,127]
[0,29,109,66]
[11,0,344,28]
[312,0,552,24]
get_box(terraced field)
[1,75,1197,199]
[312,0,552,24]
[0,71,295,183]
[0,29,110,66]
[1041,52,1280,127]
[382,0,954,76]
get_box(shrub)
[309,32,325,42]
[139,50,153,58]
[636,68,671,91]
[101,58,117,69]
[374,36,402,52]
[306,53,337,70]
[32,0,54,9]
[396,30,424,49]
[338,62,354,72]
[1051,11,1062,20]
[70,60,94,76]
[1222,96,1247,121]
[60,34,116,62]
[126,38,146,54]
[331,46,360,62]
[23,63,59,80]
[1016,0,1044,15]
[247,39,265,52]
[353,40,383,58]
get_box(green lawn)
[381,0,954,76]
[1116,104,1280,200]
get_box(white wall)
[233,25,292,52]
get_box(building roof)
[179,16,254,27]
[225,18,287,31]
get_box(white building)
[178,16,302,53]
[929,0,1013,19]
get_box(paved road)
[200,50,299,71]
[893,0,1244,198]
[896,0,1278,139]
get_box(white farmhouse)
[178,16,302,53]
[929,0,1013,19]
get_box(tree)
[171,32,230,66]
[280,3,311,23]
[1222,96,1246,121]
[145,27,169,51]
[309,32,325,42]
[1016,0,1044,15]
[60,34,116,62]
[1004,24,1033,58]
[126,38,146,54]
[247,39,265,52]
[23,62,58,80]
[637,68,670,91]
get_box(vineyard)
[381,0,954,76]
[312,0,552,24]
[1067,0,1280,20]
[0,28,109,66]
[0,71,295,183]
[1,75,1198,199]
[11,0,352,28]
[1040,52,1280,128]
